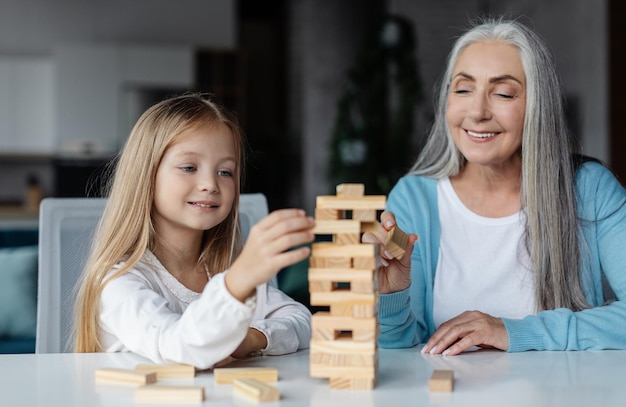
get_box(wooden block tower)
[308,183,385,390]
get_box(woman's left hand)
[421,311,509,356]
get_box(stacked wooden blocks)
[309,183,384,390]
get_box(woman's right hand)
[361,211,417,294]
[226,209,315,302]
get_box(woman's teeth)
[467,130,497,139]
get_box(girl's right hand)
[361,211,417,294]
[226,209,315,302]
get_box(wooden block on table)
[135,363,196,379]
[329,376,376,390]
[429,370,454,392]
[214,367,278,384]
[310,356,378,379]
[384,226,409,260]
[336,183,365,197]
[233,378,280,403]
[95,368,157,385]
[316,196,386,211]
[135,385,205,403]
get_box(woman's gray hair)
[410,18,589,311]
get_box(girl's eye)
[180,166,196,173]
[218,170,233,177]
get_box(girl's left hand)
[421,311,509,356]
[230,328,267,359]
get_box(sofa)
[0,229,38,354]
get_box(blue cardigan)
[379,161,626,352]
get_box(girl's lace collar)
[143,250,204,305]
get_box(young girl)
[74,93,314,369]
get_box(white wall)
[0,0,236,54]
[0,0,236,202]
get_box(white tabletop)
[1,347,624,406]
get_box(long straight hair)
[74,93,246,352]
[409,18,589,312]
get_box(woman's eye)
[496,93,514,99]
[453,89,470,94]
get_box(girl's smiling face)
[446,41,526,172]
[153,122,237,240]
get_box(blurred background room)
[0,0,621,216]
[0,0,622,352]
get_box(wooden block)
[353,256,378,269]
[214,367,278,384]
[309,256,352,268]
[316,196,386,210]
[310,352,379,380]
[312,313,377,336]
[311,242,379,258]
[308,267,375,293]
[315,208,341,220]
[312,220,361,235]
[309,291,377,308]
[360,221,379,233]
[352,209,377,221]
[135,385,205,403]
[429,370,454,392]
[308,267,375,280]
[310,338,377,354]
[336,183,365,197]
[384,226,409,260]
[308,280,333,292]
[310,349,377,366]
[135,363,196,379]
[95,368,157,385]
[334,233,360,245]
[310,363,377,379]
[351,302,379,318]
[324,302,378,318]
[329,376,376,390]
[233,378,280,403]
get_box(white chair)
[35,193,269,353]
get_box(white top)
[433,178,535,328]
[99,250,311,369]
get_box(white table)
[1,347,624,406]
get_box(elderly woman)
[364,18,626,355]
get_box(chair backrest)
[35,193,269,353]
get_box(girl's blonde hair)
[74,93,245,352]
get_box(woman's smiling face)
[446,41,526,171]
